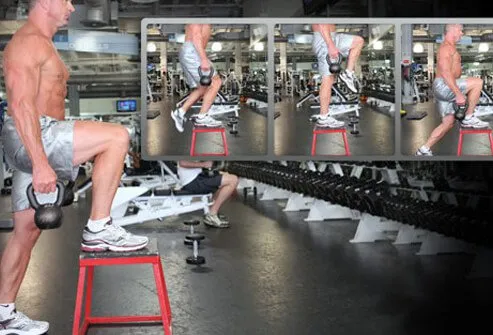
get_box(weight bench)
[111,186,212,227]
[309,85,361,120]
[176,91,240,118]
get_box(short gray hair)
[445,24,463,33]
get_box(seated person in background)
[171,24,222,132]
[177,161,239,228]
[312,24,364,127]
[415,24,488,156]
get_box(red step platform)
[457,127,493,156]
[190,126,229,156]
[72,238,172,335]
[311,126,351,156]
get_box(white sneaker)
[203,214,230,228]
[339,70,360,93]
[415,147,433,156]
[171,109,185,132]
[316,115,345,128]
[193,114,223,128]
[81,219,149,252]
[461,115,490,129]
[0,310,49,335]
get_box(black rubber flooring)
[0,187,491,334]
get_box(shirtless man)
[0,0,148,332]
[416,24,488,156]
[311,24,364,127]
[171,24,222,132]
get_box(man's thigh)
[1,115,79,182]
[433,78,467,102]
[180,42,214,89]
[333,33,356,57]
[1,116,79,213]
[183,174,222,194]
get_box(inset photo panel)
[402,24,493,157]
[273,23,396,157]
[143,23,268,158]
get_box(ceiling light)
[373,41,383,50]
[479,43,489,52]
[211,42,222,52]
[147,42,156,52]
[413,43,424,53]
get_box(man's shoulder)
[7,26,53,58]
[439,43,456,54]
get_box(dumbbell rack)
[226,161,493,279]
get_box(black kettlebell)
[326,53,342,74]
[453,101,468,121]
[26,181,65,230]
[198,67,213,86]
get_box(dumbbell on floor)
[184,220,200,246]
[348,116,359,135]
[227,116,238,135]
[186,233,206,265]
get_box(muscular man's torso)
[436,42,462,79]
[185,24,212,48]
[312,24,336,34]
[4,23,68,120]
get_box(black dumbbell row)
[226,162,493,247]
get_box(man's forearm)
[12,103,49,167]
[441,71,462,96]
[319,28,336,50]
[191,37,209,64]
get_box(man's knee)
[12,210,41,246]
[112,125,131,150]
[442,115,455,129]
[474,77,483,90]
[353,35,364,48]
[468,77,483,91]
[211,75,222,89]
[221,172,238,186]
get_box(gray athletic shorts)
[1,115,79,212]
[179,41,215,89]
[312,31,355,77]
[432,77,468,117]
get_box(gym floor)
[144,98,267,157]
[401,101,493,156]
[274,97,395,156]
[0,187,491,334]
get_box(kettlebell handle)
[198,66,212,76]
[326,53,342,66]
[27,181,66,209]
